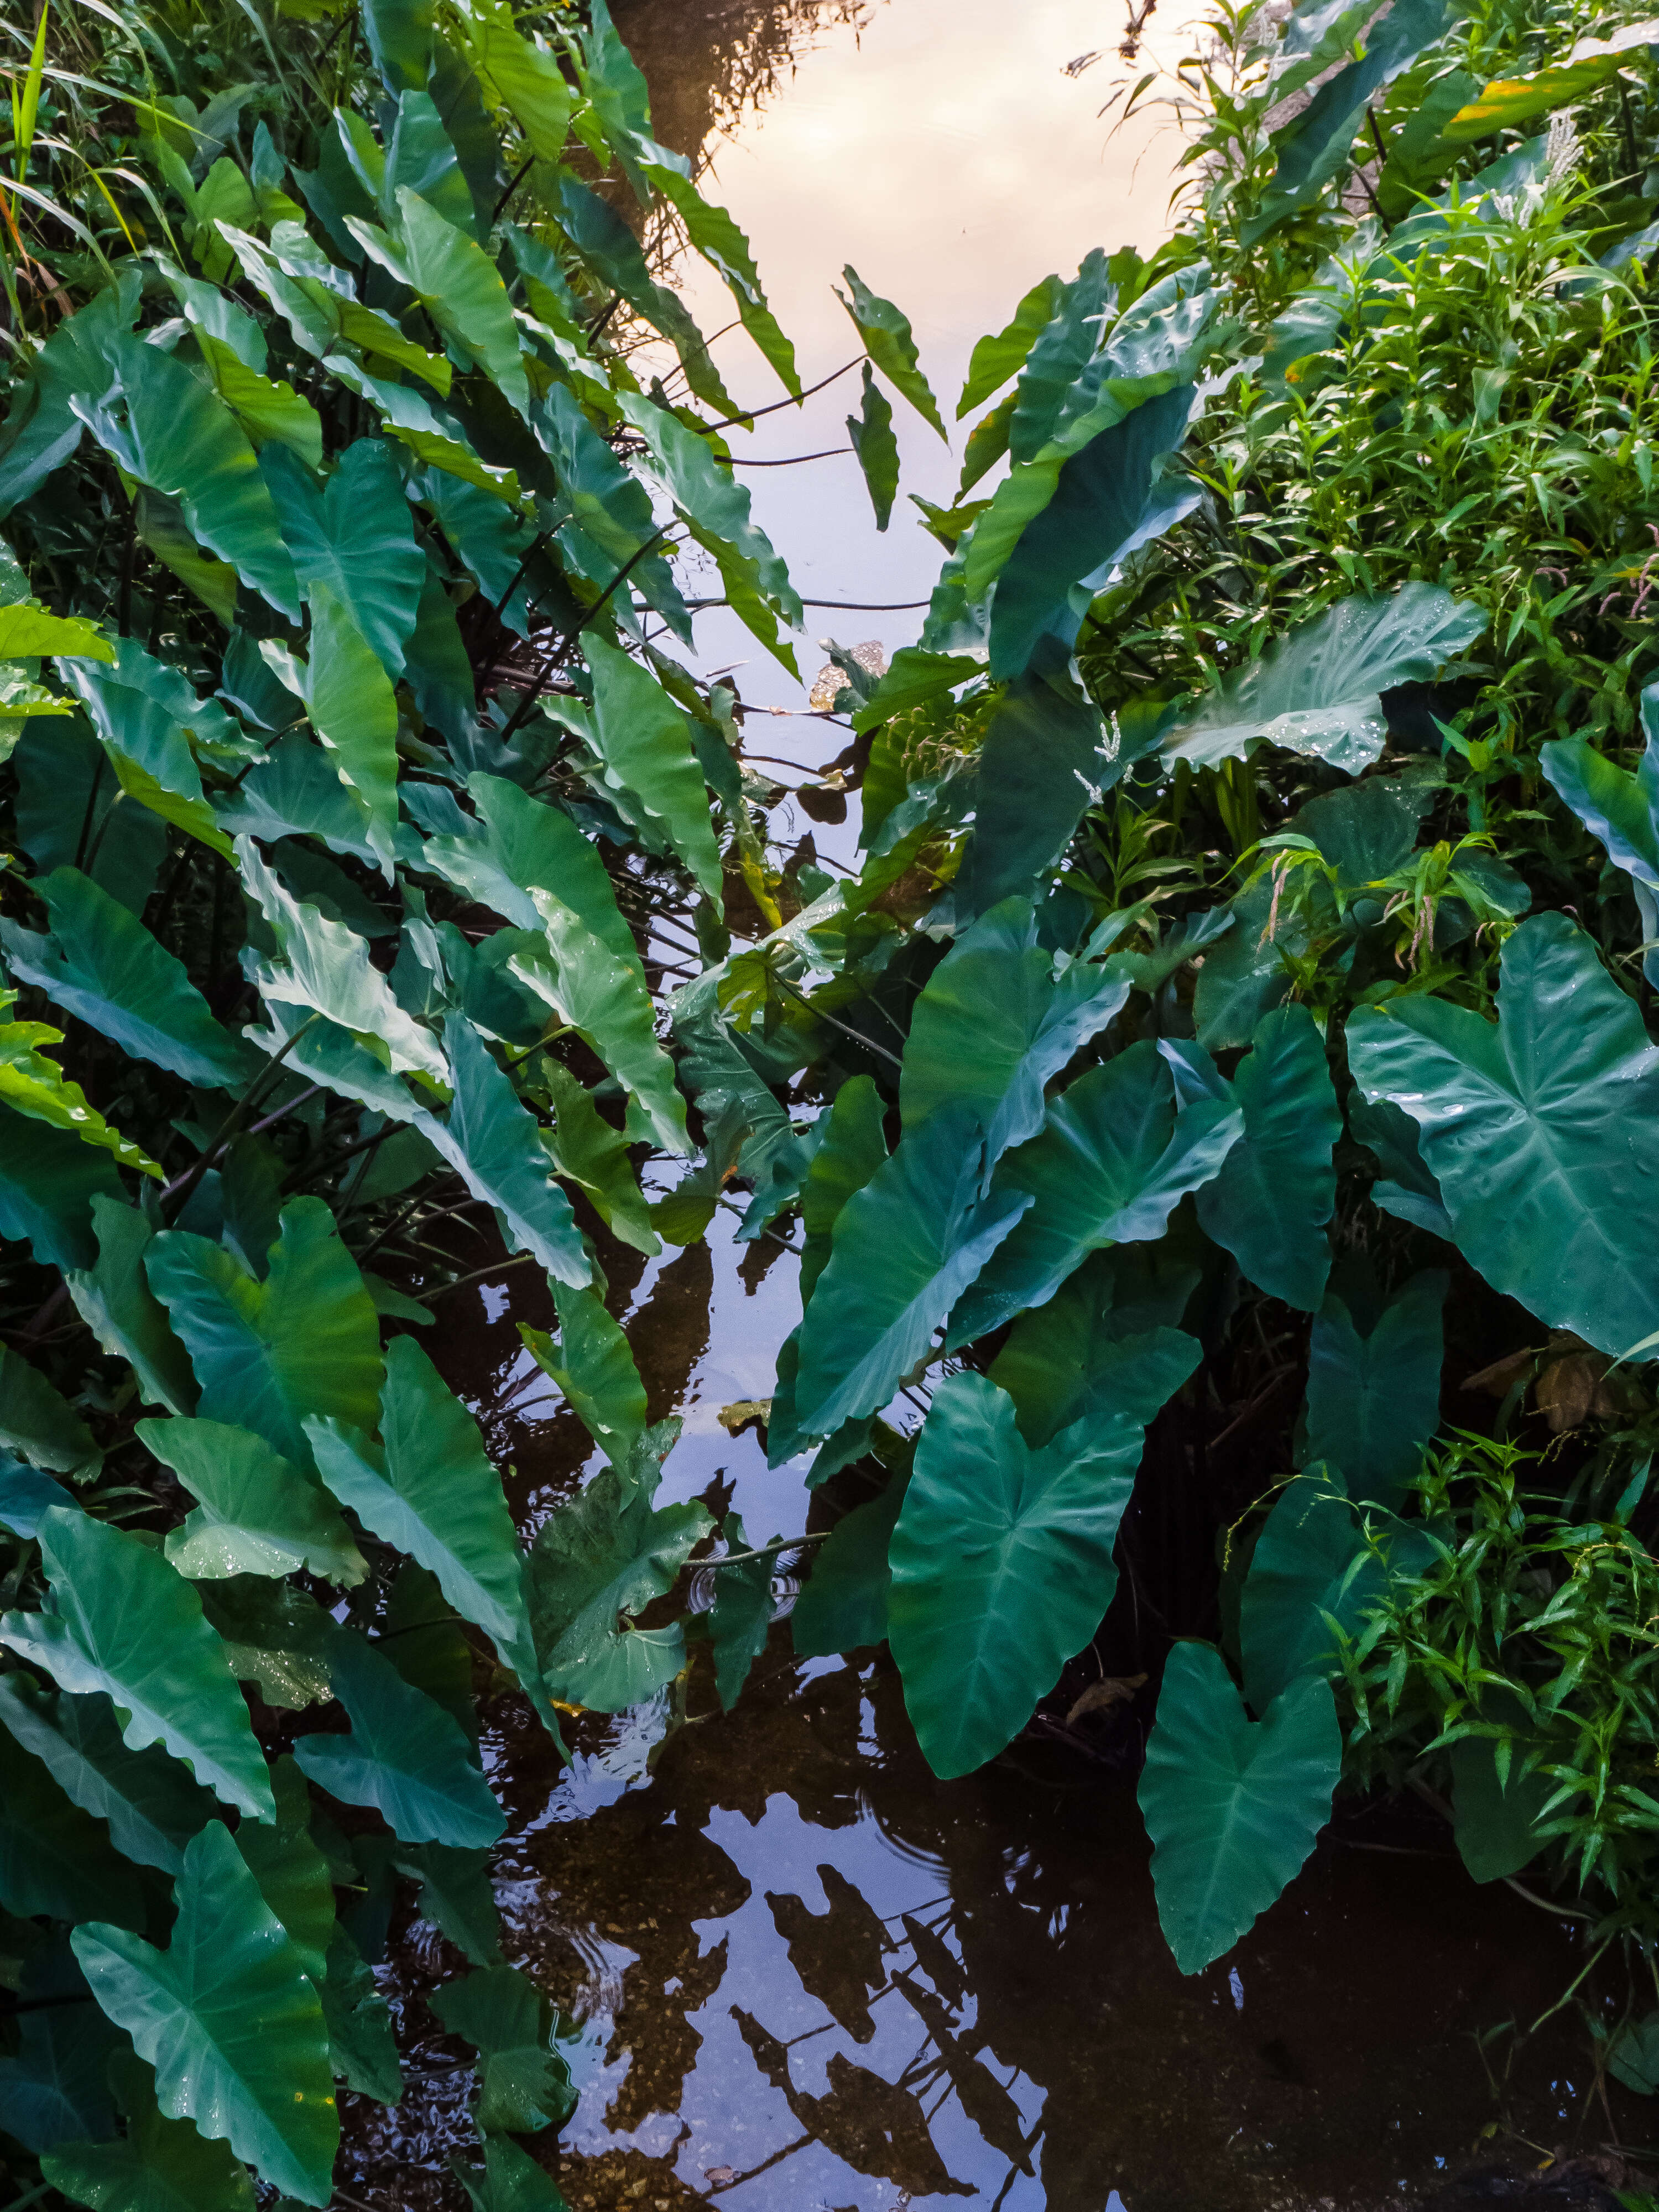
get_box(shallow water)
[346,8,1631,2206]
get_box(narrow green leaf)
[145,1196,384,1477]
[452,2133,568,2212]
[642,163,800,394]
[144,1416,367,1586]
[846,363,899,531]
[890,1350,1197,1776]
[72,1823,337,2204]
[835,266,946,439]
[293,1624,504,1848]
[959,644,1115,917]
[555,172,737,418]
[0,998,163,1179]
[1139,1644,1340,1974]
[393,186,528,414]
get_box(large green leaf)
[306,1332,532,1668]
[262,435,424,680]
[947,1042,1241,1345]
[889,1347,1197,1777]
[525,1464,711,1711]
[293,583,399,870]
[413,1017,592,1288]
[234,1756,335,1987]
[0,1677,217,1872]
[1540,698,1659,984]
[452,2132,568,2212]
[960,644,1115,918]
[1348,914,1659,1356]
[791,1469,905,1657]
[792,1104,1034,1441]
[1449,1691,1555,1883]
[0,1102,124,1269]
[1239,1470,1384,1709]
[582,636,722,901]
[198,1577,333,1713]
[987,384,1197,680]
[318,1923,404,2104]
[1302,1271,1446,1509]
[0,867,257,1089]
[959,273,1066,416]
[43,2050,257,2212]
[708,1510,775,1712]
[239,838,445,1078]
[1162,585,1488,774]
[214,733,373,862]
[72,1822,337,2204]
[0,1340,100,1472]
[66,1198,200,1418]
[0,1721,145,1927]
[293,1624,504,1848]
[1138,1642,1342,1974]
[58,649,234,859]
[540,1057,660,1256]
[0,1947,122,2155]
[518,1278,648,1465]
[1192,1006,1339,1311]
[388,186,528,413]
[0,997,162,1180]
[430,1965,575,2133]
[72,331,300,620]
[143,1417,367,1586]
[835,265,946,438]
[0,1507,273,1819]
[420,772,638,968]
[900,897,1133,1167]
[510,894,687,1154]
[797,1073,889,1310]
[145,1196,384,1477]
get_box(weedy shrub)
[7,0,1659,2193]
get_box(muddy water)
[345,8,1624,2206]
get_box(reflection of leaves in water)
[618,0,883,169]
[764,1863,890,2042]
[731,2008,973,2198]
[892,1969,1033,2173]
[605,1933,728,2131]
[902,1909,969,2011]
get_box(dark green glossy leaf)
[262,437,423,679]
[421,771,639,968]
[145,1197,384,1477]
[960,644,1117,918]
[1193,1006,1339,1311]
[394,1839,502,1966]
[1163,584,1488,775]
[306,1332,533,1671]
[797,1073,889,1311]
[44,2049,257,2212]
[293,1625,504,1849]
[144,1417,367,1586]
[709,1511,775,1711]
[1541,704,1659,984]
[540,1058,660,1256]
[835,265,946,438]
[66,1197,199,1417]
[430,1964,575,2133]
[793,1103,1033,1441]
[318,1923,404,2104]
[235,1755,335,1986]
[1449,1690,1554,1884]
[0,868,257,1088]
[413,1017,591,1288]
[0,1720,144,1926]
[1139,1642,1341,1974]
[518,1277,647,1465]
[0,1339,100,1472]
[214,733,378,864]
[0,1507,273,1819]
[948,1042,1240,1345]
[900,896,1133,1167]
[13,714,165,915]
[72,1822,337,2204]
[958,273,1066,416]
[0,1676,217,1872]
[555,173,735,418]
[0,1947,121,2155]
[1239,1470,1385,1709]
[1349,914,1659,1357]
[525,1464,711,1712]
[0,1101,124,1269]
[846,364,899,531]
[582,636,723,901]
[1303,1271,1446,1509]
[791,1469,905,1657]
[452,2133,568,2212]
[295,582,399,870]
[891,1345,1197,1776]
[199,1577,334,1713]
